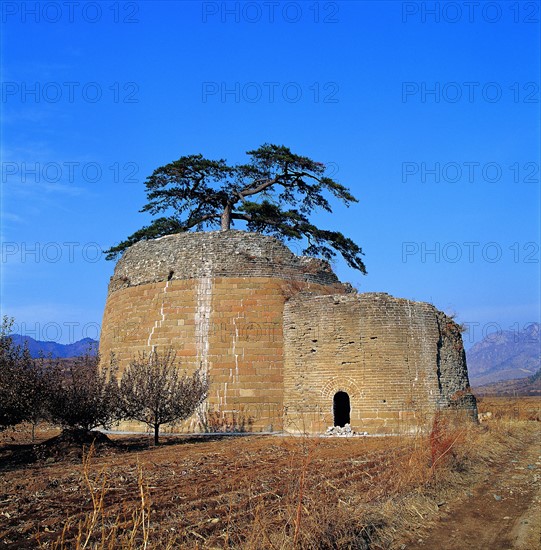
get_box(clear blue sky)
[1,1,540,347]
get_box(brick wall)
[283,293,477,434]
[100,231,347,432]
[100,231,475,435]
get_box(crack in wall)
[195,276,212,376]
[147,278,172,350]
[193,276,213,429]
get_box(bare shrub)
[48,353,121,434]
[1,316,32,429]
[119,348,208,445]
[0,316,57,435]
[429,411,465,472]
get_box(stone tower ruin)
[100,230,477,433]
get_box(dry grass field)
[476,395,541,421]
[0,397,539,549]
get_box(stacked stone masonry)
[283,293,477,434]
[100,230,477,434]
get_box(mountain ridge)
[9,334,98,358]
[466,322,540,386]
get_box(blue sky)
[1,1,539,346]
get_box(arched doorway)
[333,391,351,427]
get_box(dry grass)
[0,401,539,549]
[49,447,156,550]
[476,395,541,421]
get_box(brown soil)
[0,413,539,549]
[403,403,541,550]
[406,431,540,549]
[0,432,403,548]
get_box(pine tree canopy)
[105,144,366,273]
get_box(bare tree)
[0,317,54,435]
[0,317,33,430]
[25,355,57,441]
[48,352,121,434]
[120,348,208,445]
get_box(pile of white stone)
[325,424,368,437]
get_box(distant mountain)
[474,368,541,397]
[467,323,540,386]
[9,335,99,358]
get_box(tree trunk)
[221,204,232,230]
[154,424,160,446]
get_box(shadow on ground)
[0,430,248,472]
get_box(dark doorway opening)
[333,391,351,427]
